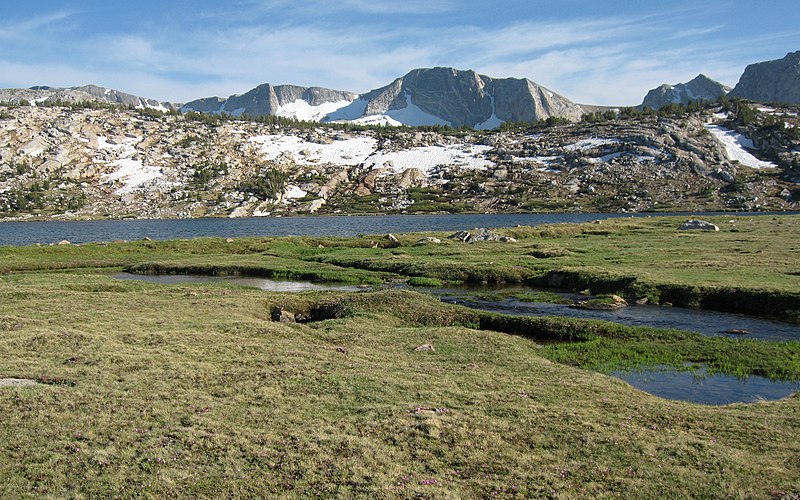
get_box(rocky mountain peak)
[641,74,729,109]
[351,66,584,128]
[730,50,800,104]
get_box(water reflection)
[433,288,800,342]
[613,366,800,405]
[112,273,362,292]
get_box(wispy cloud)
[1,4,799,105]
[0,11,75,39]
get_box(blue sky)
[1,0,798,105]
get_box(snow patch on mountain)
[564,138,620,151]
[364,144,493,174]
[248,133,493,175]
[102,159,164,194]
[704,124,779,169]
[283,185,308,200]
[476,94,503,130]
[248,135,377,166]
[277,99,353,122]
[383,94,452,127]
[349,115,404,126]
[323,98,368,122]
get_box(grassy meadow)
[1,215,799,496]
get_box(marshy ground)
[1,215,799,496]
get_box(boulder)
[270,306,296,323]
[448,230,471,243]
[678,219,719,231]
[415,237,441,245]
[447,228,516,243]
[571,294,628,311]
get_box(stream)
[113,273,800,405]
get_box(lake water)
[0,211,771,246]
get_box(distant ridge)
[181,84,356,119]
[0,84,178,111]
[641,74,730,110]
[181,67,585,129]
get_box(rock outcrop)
[730,51,800,104]
[641,74,730,109]
[0,101,797,221]
[678,219,720,231]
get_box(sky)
[1,0,798,106]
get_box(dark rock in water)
[678,219,719,231]
[271,306,296,323]
[571,294,628,310]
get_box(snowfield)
[248,134,493,173]
[98,136,139,158]
[102,159,164,194]
[564,138,620,151]
[248,135,377,166]
[97,135,167,194]
[364,145,494,173]
[704,124,778,169]
[276,99,353,122]
[283,185,308,200]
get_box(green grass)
[4,215,798,319]
[1,216,799,495]
[0,275,799,497]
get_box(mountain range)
[181,67,586,128]
[2,51,798,128]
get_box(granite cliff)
[730,51,800,104]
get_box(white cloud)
[1,6,799,106]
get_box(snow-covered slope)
[247,134,492,174]
[704,124,778,169]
